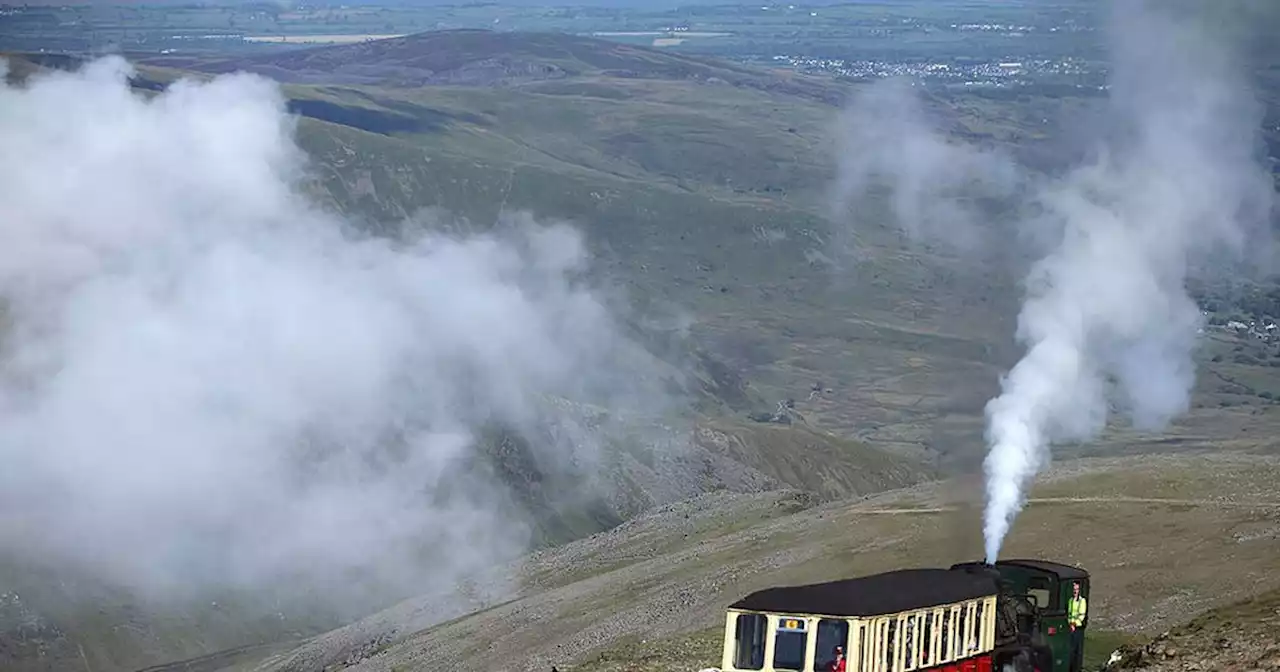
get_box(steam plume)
[828,76,1024,256]
[829,1,1276,564]
[0,56,673,609]
[982,0,1274,562]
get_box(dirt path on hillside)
[131,640,301,672]
[849,496,1280,514]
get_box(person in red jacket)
[829,645,847,672]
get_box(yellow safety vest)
[1068,596,1087,627]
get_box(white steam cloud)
[0,56,674,606]
[830,0,1276,564]
[982,0,1274,563]
[829,76,1024,255]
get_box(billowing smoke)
[828,76,1025,257]
[0,56,677,609]
[829,0,1276,564]
[982,0,1274,563]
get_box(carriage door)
[734,613,767,670]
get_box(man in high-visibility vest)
[1068,582,1088,672]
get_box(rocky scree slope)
[1106,586,1280,672]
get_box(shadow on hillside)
[285,99,434,135]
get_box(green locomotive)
[718,559,1089,672]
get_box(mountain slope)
[1106,587,1280,671]
[5,48,1037,460]
[0,413,937,672]
[142,28,843,104]
[285,109,1028,461]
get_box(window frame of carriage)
[721,595,998,672]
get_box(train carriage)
[719,560,1089,672]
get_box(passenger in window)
[827,645,846,672]
[904,619,915,664]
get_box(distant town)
[752,55,1104,89]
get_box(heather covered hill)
[144,28,843,103]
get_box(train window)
[900,615,911,670]
[926,609,936,660]
[902,614,917,670]
[868,620,880,672]
[858,624,868,671]
[772,617,807,671]
[921,612,930,666]
[966,603,978,652]
[882,618,892,672]
[816,619,849,671]
[734,613,766,670]
[974,602,983,651]
[939,610,951,662]
[1028,577,1059,612]
[884,618,897,672]
[952,604,962,655]
[957,606,968,655]
[974,601,984,649]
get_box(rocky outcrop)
[1104,588,1280,672]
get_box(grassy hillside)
[475,413,940,550]
[219,37,1038,466]
[140,29,844,104]
[271,71,1279,468]
[0,560,337,672]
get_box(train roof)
[728,568,999,618]
[990,559,1090,581]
